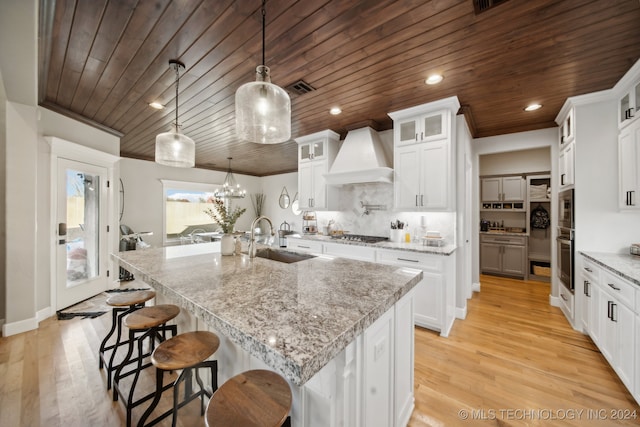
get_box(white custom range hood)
[323,127,393,185]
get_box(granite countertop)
[580,251,640,287]
[111,243,422,386]
[289,234,457,256]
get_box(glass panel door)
[56,158,108,310]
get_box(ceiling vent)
[285,80,316,96]
[473,0,509,14]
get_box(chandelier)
[215,158,246,199]
[155,59,195,167]
[235,0,291,144]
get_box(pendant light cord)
[261,0,266,66]
[174,62,180,128]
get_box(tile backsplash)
[312,182,455,243]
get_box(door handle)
[58,222,67,236]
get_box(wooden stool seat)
[124,304,180,330]
[152,331,220,371]
[106,289,155,307]
[138,331,220,427]
[206,369,292,427]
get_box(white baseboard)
[2,316,38,337]
[456,305,467,320]
[549,294,560,307]
[472,282,481,292]
[37,306,53,322]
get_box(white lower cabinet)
[287,238,323,254]
[579,255,637,402]
[377,249,455,337]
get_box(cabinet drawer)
[480,234,526,245]
[287,239,323,253]
[582,258,600,280]
[559,282,574,316]
[601,269,636,309]
[323,242,376,262]
[376,249,443,272]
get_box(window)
[161,180,221,245]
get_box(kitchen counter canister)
[111,242,423,386]
[580,251,640,286]
[289,234,457,256]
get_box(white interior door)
[56,158,109,310]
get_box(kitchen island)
[112,242,423,426]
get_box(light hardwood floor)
[1,275,638,426]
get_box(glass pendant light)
[235,0,291,144]
[214,157,247,199]
[155,59,195,167]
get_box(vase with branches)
[204,198,246,234]
[251,193,266,217]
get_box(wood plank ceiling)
[38,0,640,176]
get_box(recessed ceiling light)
[149,101,165,110]
[425,74,443,85]
[524,103,542,111]
[330,107,342,115]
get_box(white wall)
[261,172,302,236]
[479,147,551,175]
[119,158,262,248]
[574,99,640,253]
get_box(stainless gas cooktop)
[330,234,389,244]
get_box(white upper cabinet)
[389,97,460,211]
[394,110,448,146]
[559,107,575,148]
[296,130,339,210]
[619,81,640,127]
[618,120,640,209]
[557,107,575,191]
[481,176,525,202]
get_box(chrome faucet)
[249,216,275,258]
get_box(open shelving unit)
[527,175,551,282]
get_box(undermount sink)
[254,248,316,264]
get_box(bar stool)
[113,304,180,427]
[138,331,220,427]
[99,289,156,389]
[205,369,292,427]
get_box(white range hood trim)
[323,167,393,185]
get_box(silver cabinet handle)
[397,257,419,263]
[420,195,424,206]
[560,293,568,302]
[415,195,418,207]
[298,245,310,249]
[585,267,592,273]
[608,283,621,291]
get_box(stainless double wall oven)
[557,188,574,292]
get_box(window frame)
[160,179,222,246]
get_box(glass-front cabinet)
[395,110,448,146]
[299,139,325,162]
[619,81,640,126]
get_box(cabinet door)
[413,271,442,331]
[419,140,448,209]
[311,161,327,209]
[589,283,602,346]
[615,301,635,390]
[501,177,525,201]
[395,117,419,146]
[619,124,640,208]
[481,178,502,202]
[395,290,415,427]
[421,111,447,141]
[298,163,313,209]
[363,308,394,427]
[502,244,526,276]
[394,144,421,209]
[561,144,575,187]
[581,278,591,333]
[600,295,617,364]
[480,243,502,273]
